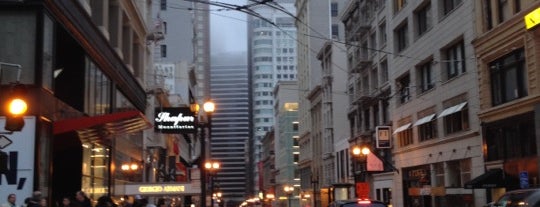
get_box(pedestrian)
[95,196,116,207]
[1,194,16,207]
[24,191,42,207]
[59,196,73,207]
[38,198,47,207]
[73,192,91,207]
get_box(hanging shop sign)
[154,107,196,133]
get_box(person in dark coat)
[95,196,117,207]
[25,191,42,207]
[73,192,91,207]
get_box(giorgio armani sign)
[154,107,197,133]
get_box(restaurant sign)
[154,107,196,133]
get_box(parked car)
[490,188,540,207]
[329,199,387,207]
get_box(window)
[160,45,167,57]
[379,21,387,48]
[441,0,462,15]
[331,2,338,17]
[443,106,469,134]
[163,22,167,34]
[447,160,463,188]
[380,60,388,83]
[489,48,527,106]
[485,113,536,161]
[363,109,370,129]
[395,22,408,52]
[371,67,378,91]
[484,0,493,30]
[415,3,432,37]
[397,128,413,147]
[332,24,339,39]
[160,0,167,10]
[444,40,465,80]
[418,61,434,92]
[397,74,410,104]
[433,162,444,187]
[394,0,407,13]
[418,117,436,141]
[498,0,511,23]
[370,32,377,56]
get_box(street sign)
[376,126,391,148]
[520,171,529,189]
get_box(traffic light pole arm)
[0,62,22,82]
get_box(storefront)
[0,1,150,206]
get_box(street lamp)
[352,146,370,199]
[197,100,215,207]
[205,160,220,207]
[284,185,294,207]
[121,162,141,181]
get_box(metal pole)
[288,195,291,207]
[201,125,207,207]
[210,175,214,207]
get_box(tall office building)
[210,52,251,204]
[248,0,298,194]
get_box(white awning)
[413,114,436,126]
[437,102,468,118]
[393,123,411,134]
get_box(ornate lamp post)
[121,162,141,181]
[283,185,294,207]
[351,146,370,198]
[205,160,220,207]
[200,100,215,207]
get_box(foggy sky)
[210,0,248,55]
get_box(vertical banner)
[0,116,36,205]
[376,126,391,148]
[355,182,370,199]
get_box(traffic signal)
[4,84,27,131]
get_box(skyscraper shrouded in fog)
[210,52,251,204]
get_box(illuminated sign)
[124,183,199,195]
[525,7,540,30]
[154,107,197,133]
[138,185,185,193]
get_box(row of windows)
[254,91,273,96]
[393,0,463,53]
[277,74,296,79]
[397,107,469,148]
[252,31,297,37]
[396,40,465,105]
[255,100,274,105]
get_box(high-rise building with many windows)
[248,0,298,195]
[210,52,251,204]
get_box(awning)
[464,169,505,189]
[413,114,436,126]
[393,123,411,134]
[53,110,152,142]
[437,102,467,118]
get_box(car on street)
[329,199,387,207]
[489,188,540,207]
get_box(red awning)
[53,110,152,142]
